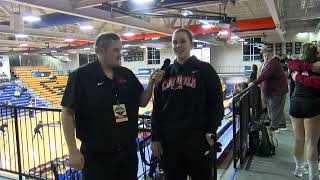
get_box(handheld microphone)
[161,58,171,70]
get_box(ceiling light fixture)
[202,24,215,29]
[132,0,153,3]
[124,32,135,36]
[15,34,28,38]
[182,10,193,16]
[219,31,229,35]
[231,35,239,39]
[22,15,41,22]
[80,25,94,30]
[64,38,74,42]
[199,19,220,25]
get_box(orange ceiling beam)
[67,17,275,45]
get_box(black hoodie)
[151,56,224,141]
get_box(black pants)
[81,144,138,180]
[161,135,213,180]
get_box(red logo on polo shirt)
[117,78,127,85]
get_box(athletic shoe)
[269,127,279,134]
[294,167,308,177]
[279,124,287,130]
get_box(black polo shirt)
[61,60,144,152]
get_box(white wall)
[121,48,175,74]
[285,31,320,45]
[43,54,79,75]
[0,55,10,79]
[20,54,79,75]
[210,44,262,73]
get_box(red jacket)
[288,59,320,88]
[253,58,288,96]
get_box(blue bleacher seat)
[0,83,47,116]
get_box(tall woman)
[150,28,224,180]
[289,43,320,180]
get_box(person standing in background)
[288,43,320,179]
[249,49,288,133]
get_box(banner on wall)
[0,55,10,80]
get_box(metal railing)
[215,66,246,74]
[0,105,65,180]
[232,85,261,168]
[0,105,154,180]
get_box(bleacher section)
[13,66,67,107]
[0,83,46,116]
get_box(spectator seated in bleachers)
[14,89,21,98]
[0,83,6,90]
[2,101,11,107]
[20,85,28,93]
[49,74,57,82]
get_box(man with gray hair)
[61,32,164,179]
[249,48,288,133]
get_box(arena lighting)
[219,31,229,35]
[64,38,74,42]
[297,32,308,37]
[197,44,203,48]
[22,15,41,22]
[202,24,214,29]
[124,32,135,36]
[182,10,193,16]
[199,19,220,25]
[15,34,28,38]
[80,25,94,30]
[132,0,153,3]
[19,44,28,47]
[238,38,245,42]
[231,35,239,39]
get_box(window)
[147,47,160,64]
[123,49,144,62]
[88,54,97,62]
[242,38,262,62]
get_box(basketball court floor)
[0,103,153,179]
